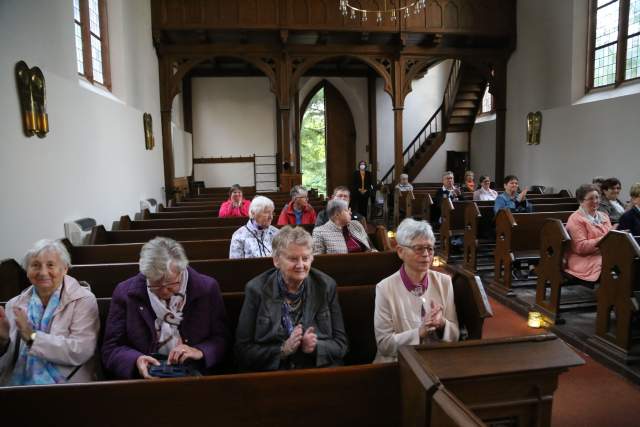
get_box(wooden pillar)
[493,60,507,182]
[294,90,301,174]
[367,74,378,180]
[160,109,175,203]
[393,107,404,183]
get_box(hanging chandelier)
[339,0,427,24]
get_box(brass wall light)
[526,111,542,145]
[15,61,49,138]
[143,112,155,150]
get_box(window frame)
[477,84,495,117]
[587,0,639,91]
[75,0,111,90]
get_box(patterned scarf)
[399,265,429,319]
[9,285,65,385]
[147,269,188,355]
[277,271,306,335]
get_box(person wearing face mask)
[312,199,374,255]
[493,174,532,214]
[234,226,348,371]
[598,177,625,224]
[0,239,99,386]
[564,184,613,286]
[229,196,280,259]
[218,184,251,218]
[101,237,228,379]
[351,160,374,218]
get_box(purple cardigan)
[101,266,228,379]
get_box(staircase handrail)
[379,59,462,187]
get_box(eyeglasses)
[147,273,183,290]
[400,244,435,255]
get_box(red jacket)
[277,201,317,225]
[218,199,251,217]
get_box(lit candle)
[528,312,542,328]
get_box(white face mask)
[359,164,366,170]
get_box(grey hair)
[23,239,71,270]
[249,196,275,219]
[395,218,435,246]
[399,173,409,180]
[139,237,189,281]
[326,198,349,219]
[290,185,308,199]
[272,225,313,258]
[442,171,454,178]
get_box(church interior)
[1,0,639,425]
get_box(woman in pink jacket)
[218,184,251,217]
[564,184,613,285]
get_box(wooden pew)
[493,209,574,296]
[0,362,401,427]
[118,215,247,230]
[158,203,218,212]
[90,224,315,244]
[62,238,232,264]
[398,334,584,427]
[588,230,640,363]
[140,208,222,219]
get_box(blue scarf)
[277,271,306,335]
[9,285,65,385]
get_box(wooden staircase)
[379,62,486,186]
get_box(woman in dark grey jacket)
[234,226,348,371]
[598,177,625,223]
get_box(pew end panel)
[430,387,487,427]
[449,266,493,340]
[588,231,640,363]
[398,345,441,427]
[413,334,584,426]
[88,225,109,244]
[534,219,572,324]
[463,202,482,273]
[493,209,517,296]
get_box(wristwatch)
[26,331,36,347]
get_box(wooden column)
[493,60,507,182]
[367,74,378,180]
[158,56,175,202]
[393,107,404,182]
[294,90,301,174]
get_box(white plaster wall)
[298,77,369,168]
[0,0,163,260]
[470,119,496,180]
[191,77,276,187]
[376,60,457,181]
[494,0,640,193]
[413,133,468,182]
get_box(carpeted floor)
[483,297,640,427]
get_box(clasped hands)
[281,324,317,357]
[136,343,203,379]
[419,300,445,339]
[518,188,529,202]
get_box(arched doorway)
[300,80,356,197]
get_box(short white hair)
[290,185,308,200]
[23,239,71,270]
[249,196,275,219]
[442,171,454,179]
[326,198,349,218]
[139,237,188,281]
[400,173,409,180]
[395,218,435,246]
[272,226,313,258]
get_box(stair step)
[454,101,476,109]
[449,117,474,125]
[447,125,473,132]
[451,109,476,118]
[459,83,483,92]
[456,93,480,101]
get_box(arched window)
[74,0,111,89]
[478,84,494,115]
[588,0,639,89]
[300,87,327,197]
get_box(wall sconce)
[526,111,542,145]
[387,230,396,238]
[527,311,543,328]
[143,112,155,150]
[15,61,49,138]
[432,256,446,268]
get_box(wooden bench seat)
[493,209,574,295]
[118,215,247,230]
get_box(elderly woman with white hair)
[312,199,373,254]
[235,226,348,371]
[0,239,99,385]
[229,196,279,258]
[101,237,228,379]
[373,219,459,363]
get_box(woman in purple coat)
[101,237,228,379]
